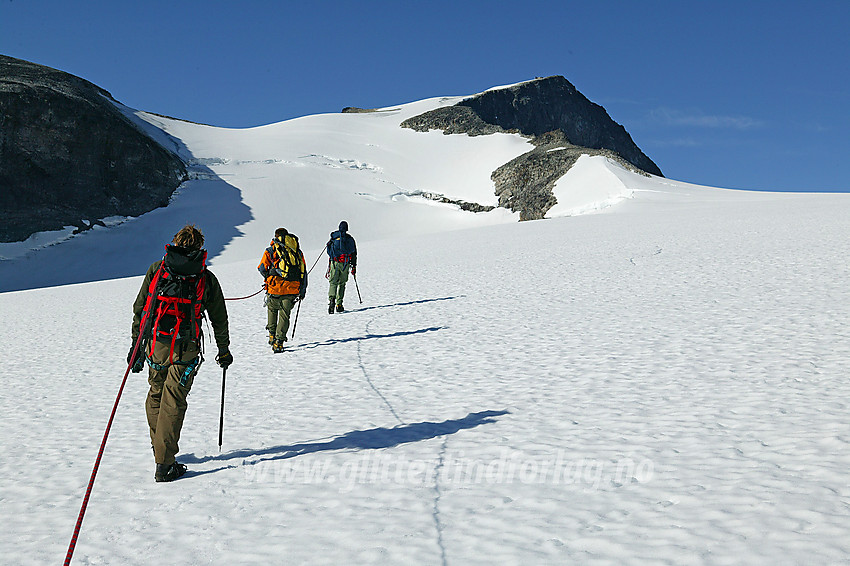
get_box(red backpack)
[141,248,208,363]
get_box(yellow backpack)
[274,234,305,282]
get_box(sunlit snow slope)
[4,93,652,291]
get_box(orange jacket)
[258,237,306,296]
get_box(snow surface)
[1,91,850,565]
[546,155,634,217]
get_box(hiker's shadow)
[292,326,445,351]
[345,295,463,314]
[184,410,510,474]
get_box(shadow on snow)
[343,296,464,313]
[0,131,252,292]
[291,326,445,350]
[182,410,510,476]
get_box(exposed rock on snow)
[401,76,662,219]
[400,105,505,136]
[342,107,401,114]
[493,131,648,220]
[0,55,187,242]
[407,191,496,213]
[460,76,661,177]
[401,76,661,177]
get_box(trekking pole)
[291,298,302,339]
[353,273,363,304]
[218,367,227,451]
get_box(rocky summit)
[401,76,662,219]
[0,55,186,243]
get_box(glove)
[127,344,144,373]
[216,350,233,369]
[351,266,356,276]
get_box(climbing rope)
[225,245,325,302]
[224,286,265,301]
[307,248,326,276]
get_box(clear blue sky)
[2,0,848,191]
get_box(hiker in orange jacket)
[258,227,307,352]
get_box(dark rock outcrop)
[400,105,504,136]
[458,77,661,177]
[410,191,495,213]
[0,55,187,242]
[400,76,661,219]
[491,131,647,220]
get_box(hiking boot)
[328,299,335,314]
[336,303,345,313]
[272,339,285,353]
[268,334,275,345]
[155,461,187,482]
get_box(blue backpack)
[327,230,356,263]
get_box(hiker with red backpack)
[258,227,307,353]
[326,220,357,313]
[128,224,232,482]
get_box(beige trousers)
[144,339,201,465]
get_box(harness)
[142,251,208,364]
[146,353,203,386]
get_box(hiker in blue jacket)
[326,220,357,313]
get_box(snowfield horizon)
[1,90,849,565]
